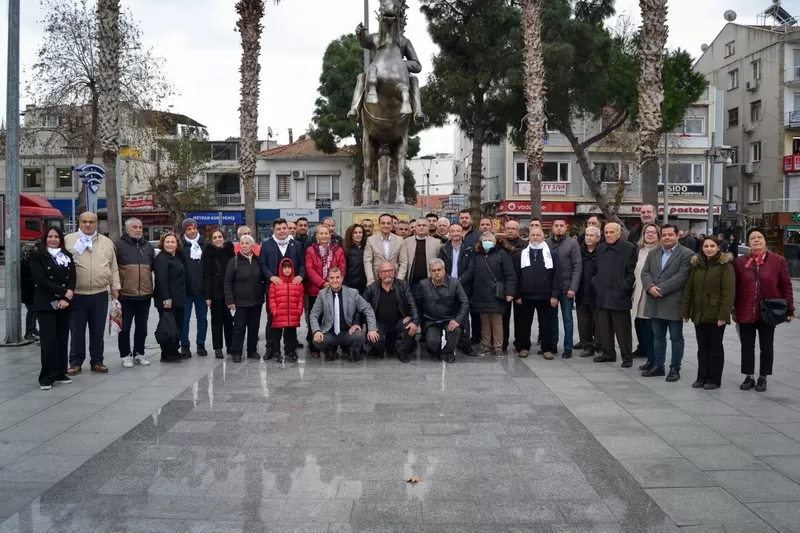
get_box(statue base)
[334,205,424,230]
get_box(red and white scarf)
[318,244,334,279]
[745,251,766,270]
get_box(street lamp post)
[705,132,733,235]
[63,145,80,232]
[663,133,669,226]
[420,155,436,211]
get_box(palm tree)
[97,0,122,237]
[236,0,275,230]
[522,0,546,220]
[636,0,669,207]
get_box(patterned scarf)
[746,251,766,270]
[318,244,333,279]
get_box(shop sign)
[123,196,154,210]
[658,184,705,197]
[498,201,575,215]
[315,199,332,209]
[577,204,720,216]
[517,182,568,195]
[187,212,245,225]
[280,209,319,222]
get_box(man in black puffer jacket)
[178,218,209,357]
[576,226,600,357]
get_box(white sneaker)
[133,354,151,366]
[40,384,52,390]
[121,356,134,368]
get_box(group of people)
[27,206,794,393]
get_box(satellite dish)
[724,10,737,22]
[267,126,273,138]
[701,44,709,52]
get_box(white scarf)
[72,230,96,255]
[48,247,71,267]
[274,235,291,255]
[521,241,553,270]
[186,235,203,260]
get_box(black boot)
[180,347,191,359]
[755,376,767,392]
[214,349,224,359]
[196,344,208,357]
[740,376,756,390]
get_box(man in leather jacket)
[416,258,470,363]
[362,261,420,363]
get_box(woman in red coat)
[268,258,304,363]
[305,225,346,357]
[734,228,794,392]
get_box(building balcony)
[786,67,800,87]
[216,193,243,206]
[763,198,800,213]
[786,112,800,129]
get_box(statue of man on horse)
[347,0,426,205]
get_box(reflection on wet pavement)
[0,355,681,532]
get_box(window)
[23,168,43,189]
[750,100,762,122]
[306,175,341,201]
[661,163,704,184]
[725,41,735,57]
[277,174,291,200]
[794,138,800,155]
[729,146,739,165]
[541,162,569,182]
[677,115,705,135]
[56,168,72,188]
[24,219,41,232]
[751,141,762,163]
[216,174,240,195]
[728,69,739,90]
[726,186,737,202]
[42,115,62,127]
[593,162,621,183]
[752,59,762,80]
[749,183,761,203]
[515,161,528,182]
[256,174,270,200]
[794,50,800,80]
[728,108,739,128]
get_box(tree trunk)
[562,124,623,226]
[469,122,485,219]
[636,0,669,207]
[236,0,265,230]
[97,0,122,238]
[522,0,546,220]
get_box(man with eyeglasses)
[234,226,261,256]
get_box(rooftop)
[259,136,353,159]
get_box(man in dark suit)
[259,218,306,356]
[438,222,475,355]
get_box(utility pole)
[663,133,669,226]
[4,0,26,345]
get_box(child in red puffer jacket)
[268,258,304,363]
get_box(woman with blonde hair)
[634,223,660,375]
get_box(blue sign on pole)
[75,163,106,214]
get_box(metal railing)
[785,67,800,85]
[763,198,800,212]
[216,194,242,206]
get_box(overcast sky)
[0,0,777,155]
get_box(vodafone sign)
[498,201,576,215]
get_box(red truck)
[1,193,65,249]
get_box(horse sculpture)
[347,0,424,205]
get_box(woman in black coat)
[29,227,76,390]
[343,223,367,293]
[224,235,265,363]
[154,233,187,363]
[472,232,517,356]
[204,229,235,359]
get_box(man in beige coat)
[364,213,408,285]
[403,218,442,304]
[65,212,121,375]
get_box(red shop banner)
[497,201,576,216]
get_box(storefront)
[576,203,721,233]
[254,208,333,240]
[485,200,576,229]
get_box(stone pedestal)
[335,205,423,229]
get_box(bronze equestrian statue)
[347,0,425,205]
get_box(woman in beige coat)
[633,223,661,373]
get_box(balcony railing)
[216,194,242,206]
[763,198,800,213]
[787,112,800,129]
[786,67,800,86]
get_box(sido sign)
[658,184,705,197]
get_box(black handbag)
[484,256,505,300]
[155,311,180,346]
[756,268,787,327]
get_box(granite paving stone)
[708,470,800,502]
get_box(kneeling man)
[310,268,379,362]
[417,259,470,363]
[363,261,420,363]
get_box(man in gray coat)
[310,267,379,362]
[640,224,693,382]
[546,218,582,358]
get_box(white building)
[406,153,455,196]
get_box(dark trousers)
[69,292,109,366]
[157,307,184,357]
[514,299,554,353]
[371,319,415,356]
[739,321,775,376]
[118,298,151,357]
[424,323,461,356]
[696,323,726,386]
[638,318,655,364]
[576,303,598,351]
[502,302,522,351]
[181,295,208,348]
[209,299,234,351]
[651,318,685,371]
[38,310,71,386]
[596,309,633,362]
[470,309,482,342]
[232,305,262,355]
[634,316,644,353]
[305,295,317,348]
[268,327,298,356]
[314,329,366,353]
[25,304,37,335]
